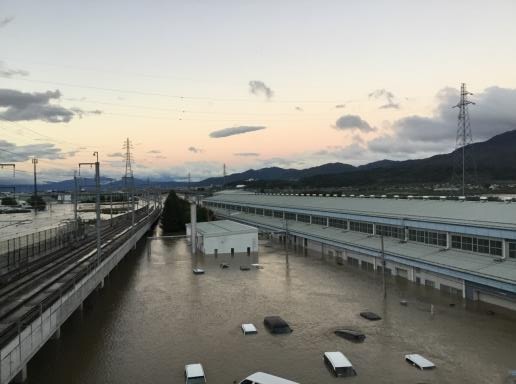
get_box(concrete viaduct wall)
[0,218,156,384]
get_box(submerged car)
[334,329,366,342]
[323,352,356,377]
[185,363,206,383]
[241,323,258,335]
[263,316,292,334]
[359,311,381,321]
[238,372,299,384]
[192,268,205,275]
[405,354,436,370]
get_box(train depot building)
[186,220,258,256]
[203,193,516,311]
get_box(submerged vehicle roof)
[185,363,205,378]
[405,354,435,369]
[242,323,257,333]
[264,316,290,327]
[244,372,299,384]
[324,352,353,368]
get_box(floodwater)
[27,230,516,384]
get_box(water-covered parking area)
[27,235,516,384]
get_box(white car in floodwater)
[185,363,206,383]
[238,372,299,384]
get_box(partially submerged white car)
[185,363,206,384]
[323,351,356,377]
[241,323,258,335]
[238,372,299,384]
[405,354,436,370]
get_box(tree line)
[160,190,214,234]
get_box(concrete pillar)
[502,239,508,259]
[446,232,451,249]
[190,202,197,255]
[326,217,329,227]
[404,227,409,242]
[372,223,376,235]
[14,365,28,383]
[52,326,61,339]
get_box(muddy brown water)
[27,230,516,384]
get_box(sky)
[1,0,516,183]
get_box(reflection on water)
[27,231,516,384]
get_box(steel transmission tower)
[452,83,476,196]
[123,138,134,189]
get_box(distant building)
[186,220,258,256]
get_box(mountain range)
[3,129,516,193]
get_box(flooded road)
[27,231,516,384]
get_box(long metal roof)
[205,193,516,229]
[193,220,258,237]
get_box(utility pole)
[32,158,38,215]
[79,152,101,266]
[73,170,78,221]
[452,83,476,196]
[381,235,386,299]
[223,163,227,187]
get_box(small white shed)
[186,220,259,256]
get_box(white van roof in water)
[241,372,299,384]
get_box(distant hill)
[302,129,516,187]
[200,162,355,186]
[3,129,515,193]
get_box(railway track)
[0,207,159,347]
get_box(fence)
[0,221,83,270]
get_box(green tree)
[160,190,189,233]
[1,196,17,206]
[27,195,46,210]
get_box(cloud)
[70,108,102,118]
[0,88,79,123]
[188,146,203,153]
[333,114,376,133]
[147,149,161,154]
[295,106,303,112]
[249,81,274,100]
[369,89,400,109]
[107,152,125,158]
[0,139,74,162]
[0,61,29,78]
[367,85,516,157]
[210,125,266,138]
[0,17,14,28]
[334,104,346,109]
[234,152,260,157]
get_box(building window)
[425,279,435,288]
[329,218,347,229]
[264,209,272,217]
[311,215,327,226]
[273,210,283,218]
[248,207,256,214]
[451,234,502,256]
[256,208,263,215]
[376,224,404,239]
[285,212,296,220]
[409,229,447,247]
[349,221,374,234]
[297,214,310,223]
[509,242,516,258]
